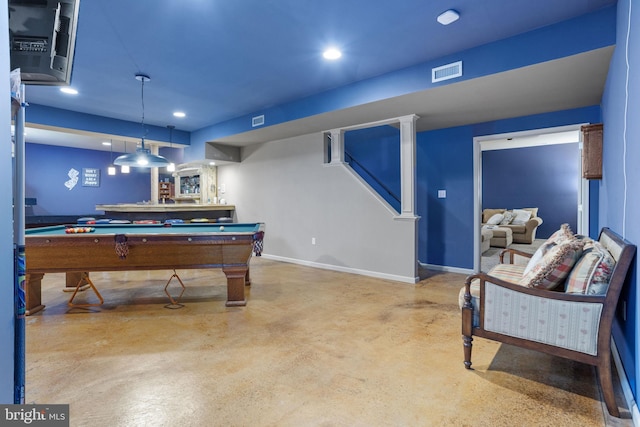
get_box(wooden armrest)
[499,247,534,264]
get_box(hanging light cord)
[140,77,146,147]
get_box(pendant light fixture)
[166,124,176,172]
[121,141,130,173]
[114,73,170,168]
[107,139,116,175]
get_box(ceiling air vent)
[431,61,462,83]
[252,115,265,127]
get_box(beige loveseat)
[482,208,543,244]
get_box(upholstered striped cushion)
[459,264,527,326]
[484,282,603,355]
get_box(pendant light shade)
[114,74,170,168]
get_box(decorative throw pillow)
[519,240,584,290]
[522,240,556,276]
[511,209,532,225]
[486,213,504,225]
[547,223,575,244]
[565,240,616,295]
[523,224,582,277]
[499,211,515,225]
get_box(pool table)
[24,222,265,314]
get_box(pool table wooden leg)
[245,268,251,286]
[222,266,248,307]
[25,273,45,316]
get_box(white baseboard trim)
[260,253,419,284]
[612,339,639,425]
[420,262,474,275]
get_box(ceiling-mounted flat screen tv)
[9,0,80,86]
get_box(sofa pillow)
[521,207,539,218]
[520,240,584,290]
[483,208,505,223]
[499,211,515,225]
[511,209,532,225]
[565,240,616,295]
[486,213,504,225]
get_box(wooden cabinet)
[158,182,174,202]
[581,123,603,180]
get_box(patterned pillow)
[565,240,616,295]
[511,209,532,225]
[499,211,515,225]
[522,240,556,276]
[520,240,584,290]
[547,223,575,244]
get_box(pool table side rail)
[25,234,256,274]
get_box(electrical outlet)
[311,237,316,245]
[438,190,446,198]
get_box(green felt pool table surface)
[25,222,263,236]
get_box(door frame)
[472,124,590,272]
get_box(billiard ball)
[219,226,224,231]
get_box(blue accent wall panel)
[482,144,580,238]
[417,126,475,269]
[26,143,152,216]
[344,125,401,210]
[600,0,639,404]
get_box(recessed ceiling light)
[437,9,460,25]
[323,48,342,60]
[173,111,186,118]
[101,141,111,146]
[209,161,216,166]
[60,87,78,95]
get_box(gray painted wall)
[217,132,418,282]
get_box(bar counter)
[95,203,236,221]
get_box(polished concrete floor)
[26,258,633,426]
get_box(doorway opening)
[473,124,589,272]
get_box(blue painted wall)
[338,107,599,269]
[417,106,600,268]
[601,0,640,404]
[344,125,401,210]
[26,144,156,215]
[482,143,580,238]
[417,126,475,268]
